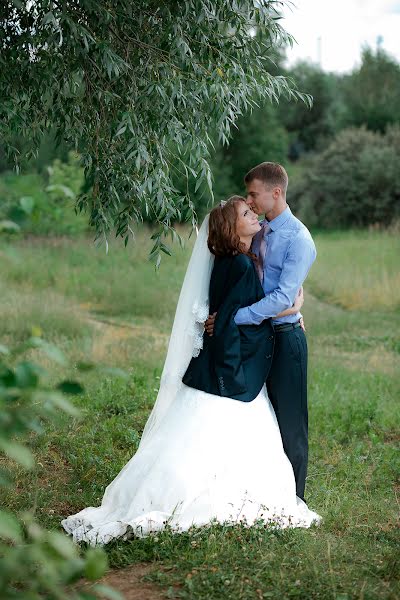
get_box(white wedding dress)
[61,216,321,546]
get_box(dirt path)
[81,308,169,363]
[79,563,167,600]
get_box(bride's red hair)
[208,196,253,258]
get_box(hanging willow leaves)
[0,0,311,260]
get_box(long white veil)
[138,215,214,448]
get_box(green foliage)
[207,146,236,208]
[0,219,20,234]
[279,48,400,158]
[341,46,400,133]
[0,130,70,175]
[0,339,120,600]
[0,0,310,260]
[0,152,88,235]
[39,151,88,234]
[0,172,45,230]
[174,102,289,214]
[224,102,289,191]
[278,62,346,156]
[289,125,400,228]
[172,107,289,220]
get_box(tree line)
[192,46,400,228]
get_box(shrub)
[289,125,400,228]
[0,338,120,600]
[0,152,89,236]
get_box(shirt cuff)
[234,307,251,325]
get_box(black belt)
[273,320,301,333]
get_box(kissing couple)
[62,161,321,545]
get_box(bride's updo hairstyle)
[208,196,252,258]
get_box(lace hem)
[189,300,209,357]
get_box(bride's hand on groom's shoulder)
[205,312,217,336]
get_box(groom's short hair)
[244,162,288,195]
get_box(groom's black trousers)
[266,326,308,501]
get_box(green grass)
[0,229,188,321]
[1,228,399,599]
[309,230,400,311]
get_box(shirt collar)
[263,206,292,232]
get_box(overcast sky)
[281,0,400,73]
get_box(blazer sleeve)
[212,257,254,397]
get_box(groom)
[205,162,316,501]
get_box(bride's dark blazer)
[182,253,275,402]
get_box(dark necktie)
[256,222,270,284]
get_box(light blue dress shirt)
[234,206,316,326]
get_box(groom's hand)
[205,312,217,336]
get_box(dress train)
[62,384,321,545]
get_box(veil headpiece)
[139,215,214,447]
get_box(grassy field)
[1,228,399,599]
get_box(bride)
[62,196,321,545]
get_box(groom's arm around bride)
[206,162,317,501]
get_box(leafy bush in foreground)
[0,339,120,600]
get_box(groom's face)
[245,179,278,218]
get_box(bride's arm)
[275,286,304,318]
[206,286,305,334]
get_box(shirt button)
[266,354,272,359]
[268,335,274,341]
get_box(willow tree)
[0,0,308,259]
